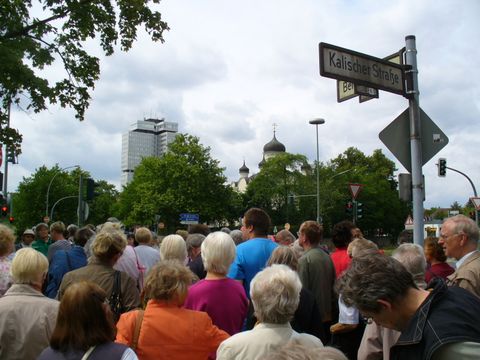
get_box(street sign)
[349,183,363,200]
[470,197,480,211]
[337,80,357,102]
[379,108,449,172]
[320,42,405,95]
[179,213,199,225]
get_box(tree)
[0,0,169,153]
[12,165,118,231]
[116,134,241,230]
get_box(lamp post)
[309,118,325,224]
[45,165,79,218]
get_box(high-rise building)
[121,118,178,186]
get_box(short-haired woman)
[217,265,323,359]
[160,234,187,263]
[424,237,454,283]
[58,230,140,319]
[184,232,248,335]
[38,281,136,359]
[116,260,229,360]
[0,224,15,296]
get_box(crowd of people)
[0,209,479,359]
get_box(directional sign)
[179,213,199,224]
[349,183,363,200]
[379,108,449,172]
[320,42,405,96]
[470,197,480,211]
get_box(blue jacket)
[45,246,87,299]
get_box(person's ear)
[377,299,393,311]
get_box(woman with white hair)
[217,264,323,359]
[0,248,59,359]
[58,229,140,321]
[184,232,248,335]
[160,234,187,263]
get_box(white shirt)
[456,250,477,269]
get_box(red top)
[330,247,352,279]
[425,262,455,283]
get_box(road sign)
[349,183,363,200]
[180,213,199,225]
[337,80,357,102]
[320,42,405,95]
[379,108,449,172]
[470,197,480,211]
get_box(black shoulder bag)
[108,270,124,322]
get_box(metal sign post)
[405,35,424,246]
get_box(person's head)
[351,227,363,240]
[188,224,211,236]
[220,227,231,234]
[11,248,49,289]
[267,246,299,271]
[275,229,295,246]
[35,222,49,241]
[201,232,236,276]
[230,229,244,245]
[347,238,378,258]
[439,215,479,260]
[393,243,427,289]
[331,220,355,248]
[250,264,302,324]
[424,237,447,264]
[0,224,15,257]
[298,221,323,249]
[92,230,127,264]
[242,208,271,239]
[264,340,347,360]
[135,227,153,245]
[74,227,95,247]
[160,234,187,263]
[175,229,189,241]
[186,233,205,259]
[337,253,417,331]
[49,281,115,352]
[22,229,35,246]
[143,260,195,305]
[397,229,413,245]
[50,221,66,240]
[67,224,78,239]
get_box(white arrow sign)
[470,197,480,211]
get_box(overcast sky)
[8,0,480,211]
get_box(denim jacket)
[391,279,480,360]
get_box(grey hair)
[392,243,427,288]
[201,232,236,275]
[445,214,479,244]
[275,230,296,245]
[160,234,187,262]
[250,264,302,324]
[347,238,378,258]
[186,233,206,252]
[230,229,244,245]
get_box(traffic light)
[356,202,364,219]
[438,158,447,177]
[86,178,99,200]
[8,216,14,224]
[6,148,16,164]
[470,211,476,220]
[346,201,353,215]
[1,205,8,217]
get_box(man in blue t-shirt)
[228,207,278,298]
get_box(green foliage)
[116,134,242,229]
[0,0,169,152]
[11,165,118,231]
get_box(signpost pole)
[405,35,424,246]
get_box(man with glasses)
[339,252,480,360]
[438,214,480,298]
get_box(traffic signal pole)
[445,165,479,226]
[405,36,425,247]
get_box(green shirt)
[31,238,52,257]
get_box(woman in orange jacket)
[116,260,229,360]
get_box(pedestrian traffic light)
[8,216,14,224]
[1,205,8,217]
[356,202,364,220]
[346,201,353,214]
[6,148,16,164]
[438,158,447,177]
[86,178,99,200]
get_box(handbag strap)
[81,346,96,360]
[132,310,145,351]
[112,270,121,297]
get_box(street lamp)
[45,165,79,218]
[309,118,325,224]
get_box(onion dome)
[239,161,249,173]
[258,155,266,168]
[263,134,286,153]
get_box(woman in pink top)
[424,236,454,283]
[184,231,248,336]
